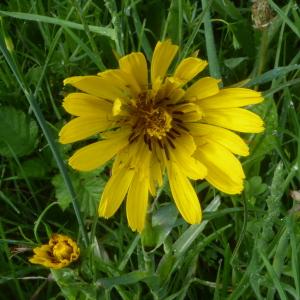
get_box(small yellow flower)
[59,40,264,232]
[29,234,80,269]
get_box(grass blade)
[0,10,115,39]
[259,249,288,300]
[201,0,221,79]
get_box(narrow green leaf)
[0,191,20,214]
[201,0,221,79]
[96,271,155,288]
[131,4,152,60]
[287,216,300,297]
[258,249,288,300]
[0,11,115,39]
[244,64,300,87]
[268,1,300,39]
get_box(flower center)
[53,241,73,261]
[129,93,173,143]
[143,107,172,139]
[126,92,191,156]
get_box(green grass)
[0,0,300,299]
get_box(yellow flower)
[59,40,264,232]
[29,234,80,269]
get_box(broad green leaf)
[142,203,178,251]
[52,170,106,215]
[0,106,38,157]
[17,158,49,178]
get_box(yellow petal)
[59,116,112,144]
[189,123,249,156]
[64,76,121,100]
[112,146,132,175]
[32,245,51,256]
[113,138,151,172]
[167,85,185,103]
[119,52,148,90]
[173,57,207,86]
[98,69,141,97]
[169,134,207,180]
[173,103,203,122]
[149,153,163,196]
[154,77,185,104]
[184,77,220,100]
[194,142,245,194]
[99,168,134,218]
[202,108,264,133]
[151,40,179,88]
[167,162,202,224]
[171,150,207,180]
[62,93,112,116]
[64,75,127,101]
[197,88,263,109]
[69,130,129,171]
[126,173,149,232]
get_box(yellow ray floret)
[167,162,202,224]
[119,52,148,90]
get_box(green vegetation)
[0,0,300,299]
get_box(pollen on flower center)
[53,241,73,260]
[128,91,176,147]
[143,107,172,139]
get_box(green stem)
[256,29,269,77]
[201,0,221,80]
[0,34,88,247]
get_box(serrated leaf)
[52,170,106,216]
[0,106,39,157]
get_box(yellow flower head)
[29,234,80,269]
[59,40,264,232]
